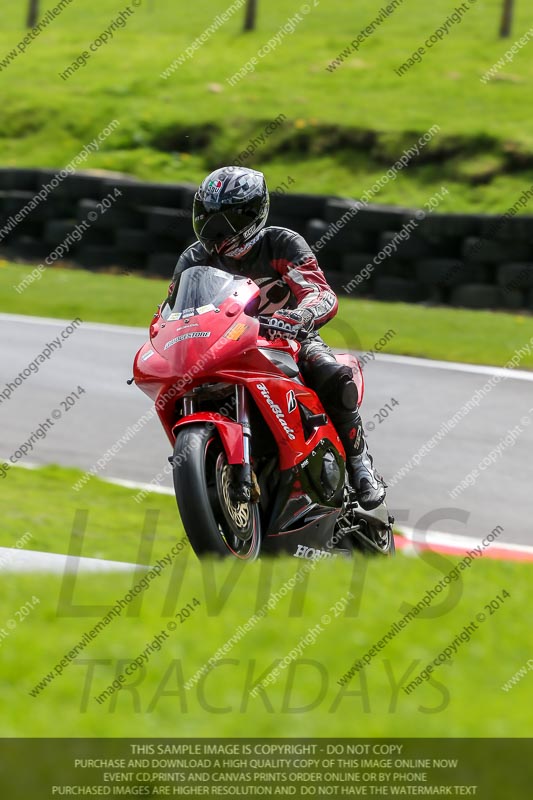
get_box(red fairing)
[246,373,343,470]
[133,271,343,468]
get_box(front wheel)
[172,424,261,560]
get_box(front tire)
[172,424,261,560]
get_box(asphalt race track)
[1,313,532,545]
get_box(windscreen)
[164,266,240,318]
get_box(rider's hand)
[260,308,314,341]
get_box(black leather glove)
[259,308,314,341]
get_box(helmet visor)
[193,197,262,253]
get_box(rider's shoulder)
[263,225,301,239]
[263,226,309,248]
[176,241,210,269]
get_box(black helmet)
[192,166,269,257]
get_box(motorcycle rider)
[168,166,385,509]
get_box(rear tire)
[172,424,261,560]
[334,492,395,557]
[351,519,395,557]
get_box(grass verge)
[0,463,180,564]
[1,262,533,367]
[1,466,531,737]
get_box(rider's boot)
[335,413,386,510]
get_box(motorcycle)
[133,265,395,560]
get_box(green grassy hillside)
[1,0,533,210]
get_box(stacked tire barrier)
[1,167,532,310]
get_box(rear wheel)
[335,491,395,557]
[353,518,396,556]
[172,424,261,560]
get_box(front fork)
[183,386,256,503]
[231,385,254,502]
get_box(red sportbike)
[133,266,394,560]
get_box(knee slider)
[316,364,358,409]
[338,371,358,410]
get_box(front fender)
[172,413,244,465]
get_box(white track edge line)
[0,546,143,573]
[2,312,532,380]
[398,525,533,555]
[0,312,145,335]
